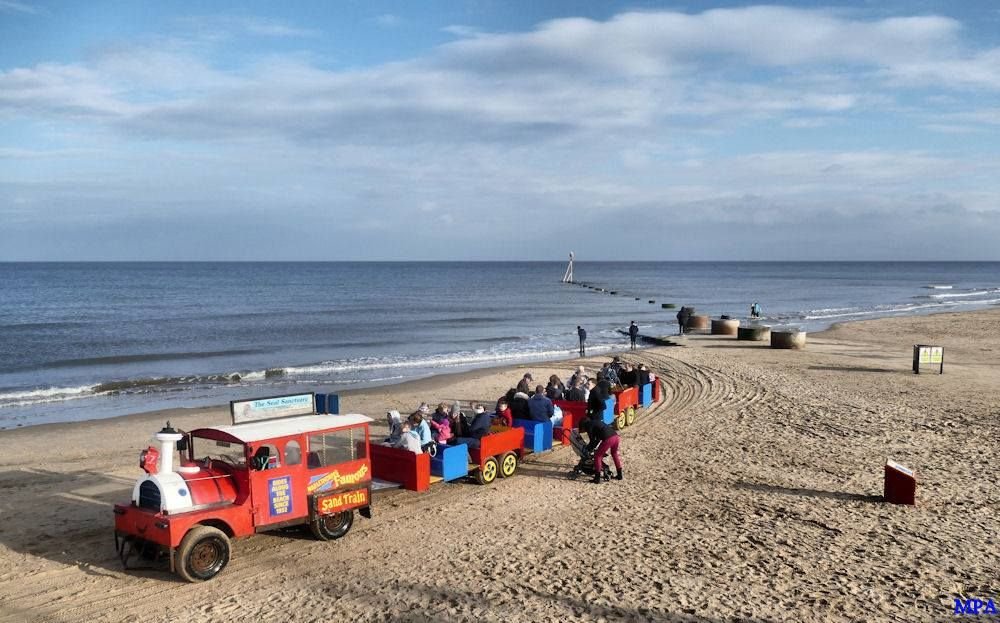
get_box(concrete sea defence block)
[711,319,740,336]
[738,325,771,341]
[771,330,807,349]
[686,315,710,331]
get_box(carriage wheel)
[626,406,636,426]
[476,457,498,485]
[615,412,627,430]
[499,452,518,478]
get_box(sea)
[1,261,998,429]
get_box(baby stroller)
[569,430,612,481]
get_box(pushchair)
[569,430,612,481]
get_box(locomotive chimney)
[154,422,183,474]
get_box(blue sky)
[2,1,1000,260]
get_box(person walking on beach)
[577,325,587,356]
[676,308,689,335]
[628,320,639,350]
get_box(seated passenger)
[493,397,513,428]
[565,379,586,402]
[619,363,638,388]
[601,363,621,387]
[546,375,565,401]
[527,385,554,423]
[509,391,531,421]
[516,373,533,395]
[393,420,422,454]
[637,364,651,387]
[568,365,587,389]
[251,446,271,471]
[453,405,492,449]
[408,411,433,451]
[429,403,453,445]
[384,410,403,445]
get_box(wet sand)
[0,309,997,622]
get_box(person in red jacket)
[579,415,623,484]
[493,397,513,428]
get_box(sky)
[2,1,1000,261]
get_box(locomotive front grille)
[138,480,161,511]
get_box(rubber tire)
[310,510,354,541]
[476,457,498,485]
[499,452,517,478]
[626,406,636,426]
[175,526,230,583]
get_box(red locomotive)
[114,393,372,582]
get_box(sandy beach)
[0,309,997,622]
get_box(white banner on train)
[231,393,315,424]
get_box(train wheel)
[175,526,230,582]
[626,406,636,426]
[615,412,627,430]
[476,457,498,485]
[499,452,518,478]
[310,510,354,541]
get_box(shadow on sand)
[734,481,882,504]
[807,365,897,374]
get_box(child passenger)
[429,403,453,445]
[493,397,513,428]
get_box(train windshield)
[189,434,248,467]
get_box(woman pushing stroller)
[578,414,623,484]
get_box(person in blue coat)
[527,385,554,423]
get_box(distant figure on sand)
[677,307,690,335]
[577,326,587,356]
[628,321,639,350]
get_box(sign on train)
[231,392,315,424]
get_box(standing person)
[628,321,639,350]
[677,307,690,335]
[579,415,623,483]
[754,302,762,319]
[577,325,587,356]
[586,378,607,421]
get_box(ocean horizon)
[2,260,998,429]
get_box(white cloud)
[2,6,1000,259]
[0,0,37,14]
[374,14,402,28]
